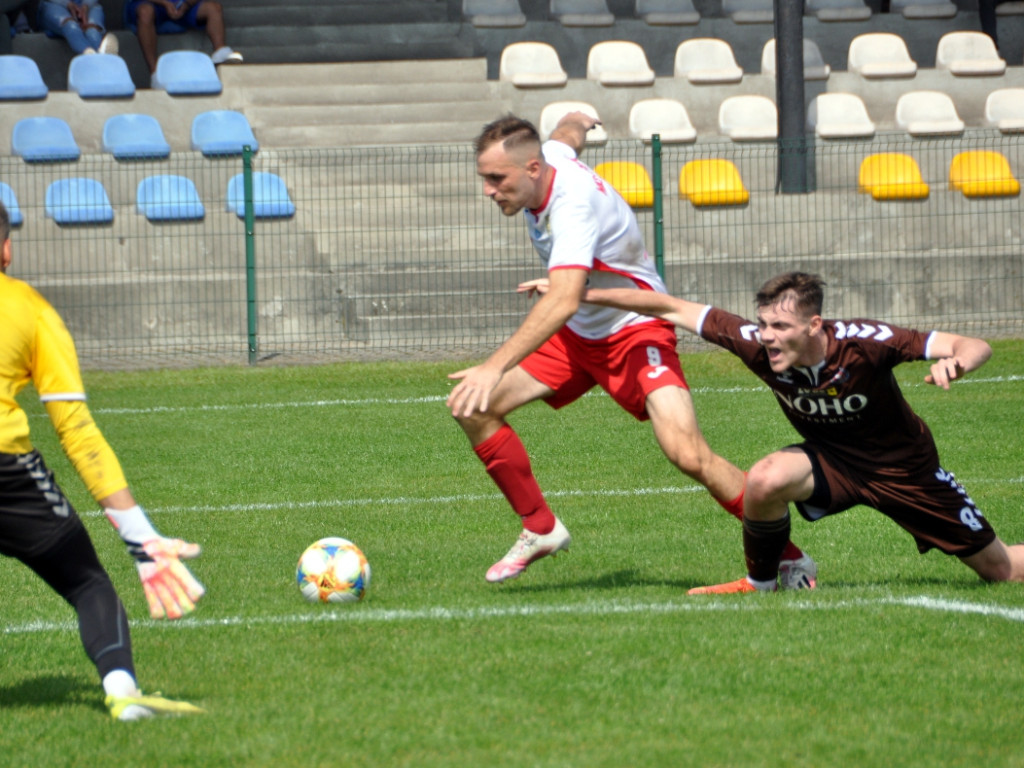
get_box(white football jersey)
[525,141,667,340]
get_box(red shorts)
[519,320,687,421]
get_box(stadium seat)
[806,93,876,138]
[722,0,773,23]
[679,159,749,206]
[996,0,1024,15]
[11,117,81,162]
[949,151,1020,198]
[634,0,699,25]
[538,101,608,143]
[895,91,964,136]
[674,39,743,84]
[67,53,136,98]
[804,0,871,21]
[136,175,206,221]
[0,55,48,100]
[594,161,654,208]
[718,95,777,140]
[857,153,929,200]
[45,178,114,224]
[151,50,222,95]
[890,0,956,18]
[935,32,1006,76]
[226,172,295,219]
[462,0,526,27]
[191,110,259,156]
[0,182,24,226]
[550,0,615,26]
[102,114,172,160]
[984,88,1024,133]
[761,38,830,80]
[586,41,655,86]
[847,33,917,78]
[628,98,697,143]
[499,42,568,87]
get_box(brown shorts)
[794,444,996,558]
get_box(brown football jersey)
[699,307,940,476]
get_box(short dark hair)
[756,272,825,317]
[474,115,541,156]
[0,201,9,244]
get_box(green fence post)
[243,145,257,364]
[651,134,664,281]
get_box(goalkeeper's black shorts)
[0,450,84,560]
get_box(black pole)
[775,0,811,193]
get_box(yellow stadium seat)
[594,161,655,208]
[857,153,929,200]
[949,151,1020,198]
[678,159,749,206]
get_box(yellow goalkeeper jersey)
[0,271,127,500]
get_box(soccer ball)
[296,537,371,603]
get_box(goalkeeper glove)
[105,504,205,620]
[133,537,206,620]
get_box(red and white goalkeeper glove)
[134,538,205,620]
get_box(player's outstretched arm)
[924,331,992,389]
[45,398,206,619]
[549,111,601,155]
[448,268,586,418]
[583,287,707,335]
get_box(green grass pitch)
[2,341,1022,767]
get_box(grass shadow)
[0,673,97,711]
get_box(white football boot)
[486,518,571,583]
[779,553,818,589]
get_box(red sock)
[474,425,555,535]
[714,475,804,561]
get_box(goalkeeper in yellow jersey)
[0,202,205,720]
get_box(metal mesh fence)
[3,130,1022,369]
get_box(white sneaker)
[211,46,244,65]
[98,33,119,55]
[779,553,817,589]
[486,518,571,583]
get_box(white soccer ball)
[296,537,371,603]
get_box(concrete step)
[219,59,488,90]
[249,121,486,147]
[223,3,451,26]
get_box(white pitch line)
[77,485,707,518]
[4,593,1023,636]
[23,373,1020,419]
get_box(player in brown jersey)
[0,203,205,719]
[565,270,1024,591]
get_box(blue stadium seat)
[68,54,136,98]
[226,172,295,219]
[151,51,222,95]
[102,114,172,160]
[12,117,81,162]
[136,175,205,221]
[191,110,259,156]
[0,182,24,226]
[0,55,48,100]
[45,178,114,224]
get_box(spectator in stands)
[978,0,1004,52]
[37,0,119,56]
[1,0,34,55]
[125,0,242,78]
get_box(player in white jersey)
[446,113,815,585]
